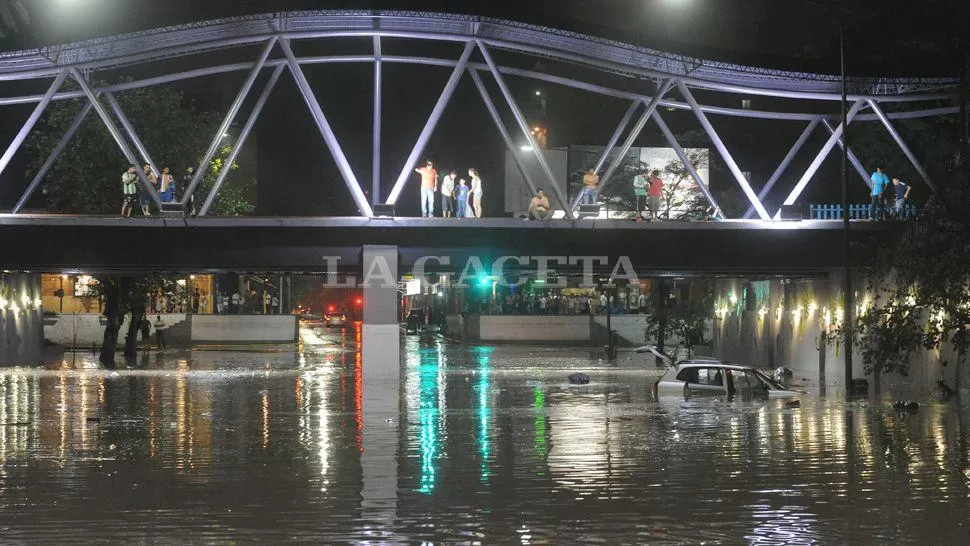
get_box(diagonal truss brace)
[593,99,641,174]
[281,38,373,217]
[372,36,382,206]
[70,68,161,208]
[821,118,872,189]
[200,64,285,216]
[104,91,158,177]
[677,81,770,220]
[867,99,939,197]
[587,79,675,209]
[469,68,539,198]
[386,41,475,205]
[182,36,279,206]
[743,118,819,219]
[0,70,68,179]
[478,40,574,219]
[652,110,724,219]
[13,100,95,213]
[778,99,865,215]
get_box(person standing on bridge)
[581,168,600,205]
[160,166,176,203]
[440,169,456,218]
[183,166,196,215]
[455,178,469,218]
[469,168,484,218]
[891,177,912,218]
[140,164,158,216]
[121,165,138,217]
[633,170,648,216]
[415,160,438,217]
[869,166,890,221]
[648,170,664,220]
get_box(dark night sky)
[1,0,967,215]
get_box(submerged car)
[324,313,348,328]
[654,361,803,399]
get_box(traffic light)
[354,297,363,306]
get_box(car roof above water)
[675,360,755,371]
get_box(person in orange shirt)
[647,169,664,220]
[415,159,438,217]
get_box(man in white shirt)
[154,316,167,349]
[440,169,456,218]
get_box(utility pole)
[839,19,854,395]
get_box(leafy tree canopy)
[25,81,253,216]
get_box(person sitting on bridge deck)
[528,189,551,220]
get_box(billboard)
[503,146,709,218]
[568,146,710,219]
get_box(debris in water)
[568,373,590,385]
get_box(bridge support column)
[360,245,400,529]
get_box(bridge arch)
[0,11,957,219]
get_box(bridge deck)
[0,215,878,274]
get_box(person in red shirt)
[414,160,438,217]
[647,170,664,220]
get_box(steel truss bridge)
[0,10,959,221]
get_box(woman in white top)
[468,168,483,218]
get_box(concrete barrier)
[191,314,297,343]
[44,314,297,346]
[465,315,591,342]
[44,313,188,348]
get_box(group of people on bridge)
[869,166,913,221]
[121,164,195,217]
[414,160,484,218]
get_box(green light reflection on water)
[415,346,441,495]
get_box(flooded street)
[0,324,968,544]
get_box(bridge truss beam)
[0,11,955,219]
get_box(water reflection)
[0,338,966,543]
[475,348,492,484]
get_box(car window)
[695,368,722,386]
[744,371,765,391]
[676,368,698,383]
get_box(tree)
[24,81,253,215]
[193,146,256,216]
[829,117,969,393]
[25,83,255,366]
[645,283,715,359]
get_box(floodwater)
[0,324,968,544]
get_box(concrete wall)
[592,315,655,345]
[0,273,43,365]
[191,314,297,343]
[44,314,297,346]
[446,314,660,345]
[711,274,963,397]
[44,314,188,348]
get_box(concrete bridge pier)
[359,245,400,530]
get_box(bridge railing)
[810,203,917,221]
